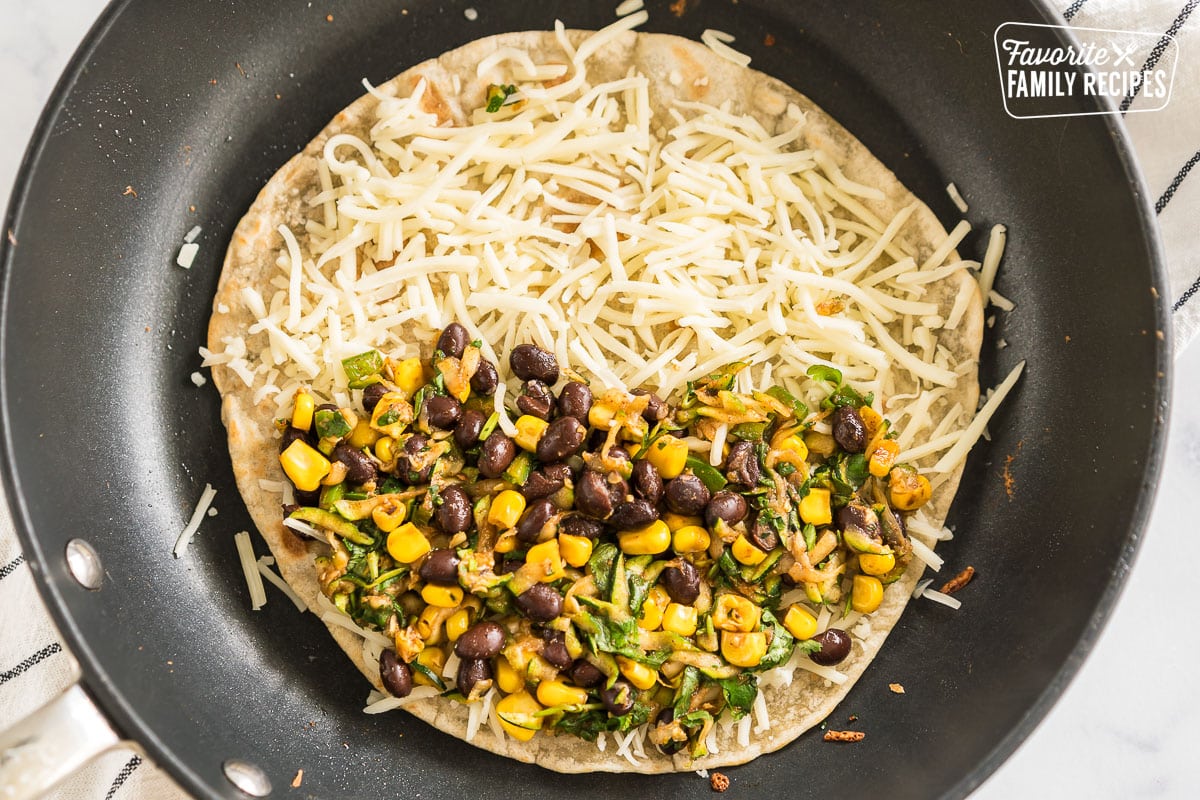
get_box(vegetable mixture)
[277,322,932,758]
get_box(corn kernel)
[730,533,768,566]
[416,605,445,642]
[514,415,549,452]
[488,490,527,528]
[777,434,809,461]
[496,657,525,694]
[889,466,932,511]
[279,439,331,492]
[662,512,703,532]
[413,647,445,686]
[525,539,565,582]
[868,439,901,478]
[782,605,819,641]
[393,357,425,397]
[720,631,768,668]
[374,436,396,463]
[536,679,589,708]
[858,551,896,576]
[496,690,543,741]
[616,656,658,690]
[852,575,884,613]
[371,500,407,533]
[421,583,463,609]
[661,603,698,636]
[370,392,413,438]
[588,403,618,431]
[445,609,472,641]
[638,586,669,631]
[799,487,832,526]
[494,531,517,554]
[386,522,431,563]
[348,419,379,450]
[617,520,671,555]
[644,436,689,479]
[859,405,885,442]
[291,389,315,432]
[804,430,837,458]
[558,533,593,568]
[712,594,761,633]
[672,524,711,554]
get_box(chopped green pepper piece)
[730,421,767,441]
[319,481,346,512]
[314,408,352,440]
[806,364,843,385]
[503,451,534,486]
[289,506,373,545]
[485,84,516,112]
[685,455,728,493]
[341,350,384,389]
[765,385,809,419]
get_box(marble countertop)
[3,2,1197,797]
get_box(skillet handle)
[0,683,123,800]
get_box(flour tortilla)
[207,29,983,772]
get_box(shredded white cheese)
[922,589,963,610]
[363,686,439,713]
[256,556,308,611]
[173,483,216,558]
[978,223,1007,301]
[176,242,199,269]
[945,182,968,213]
[912,578,934,599]
[930,361,1025,474]
[189,370,207,387]
[615,0,643,16]
[184,225,202,243]
[701,29,752,67]
[908,536,944,572]
[234,531,267,610]
[795,658,849,685]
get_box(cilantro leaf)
[717,673,758,720]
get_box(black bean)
[605,472,630,502]
[665,473,710,516]
[361,383,389,413]
[654,708,685,755]
[521,467,565,500]
[435,485,473,534]
[557,381,593,422]
[810,628,852,666]
[568,659,604,688]
[631,388,668,422]
[379,649,413,698]
[608,499,659,530]
[419,549,460,585]
[600,680,635,715]
[560,515,604,540]
[470,359,499,395]
[425,395,462,430]
[456,657,493,698]
[437,322,469,359]
[281,426,307,452]
[537,416,586,463]
[539,631,573,669]
[631,460,663,504]
[832,405,868,453]
[746,515,780,552]
[575,470,614,518]
[516,380,555,421]
[510,344,559,384]
[401,433,433,483]
[515,583,563,622]
[836,500,880,538]
[516,499,557,544]
[724,440,761,488]
[293,488,320,507]
[496,555,523,575]
[455,620,507,659]
[477,431,517,478]
[454,408,486,449]
[705,491,748,528]
[660,560,701,605]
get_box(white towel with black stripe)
[1059,0,1200,352]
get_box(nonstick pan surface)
[0,1,1169,798]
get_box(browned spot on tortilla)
[542,62,571,89]
[277,523,313,558]
[670,45,708,99]
[411,74,453,125]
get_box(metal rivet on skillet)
[65,538,103,590]
[222,759,272,797]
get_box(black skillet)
[0,0,1169,798]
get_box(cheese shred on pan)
[204,19,1011,502]
[234,531,268,610]
[173,483,217,558]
